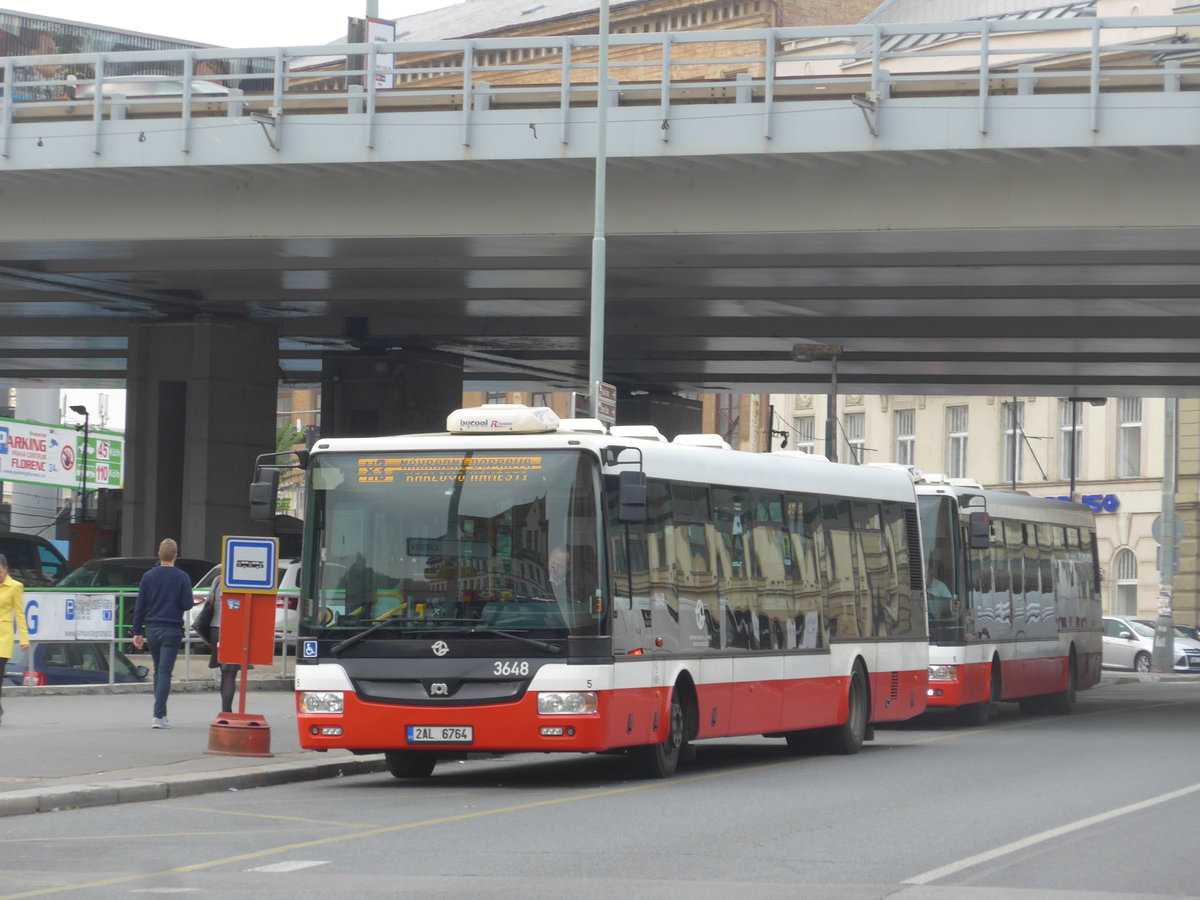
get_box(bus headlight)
[300,691,344,713]
[928,665,958,682]
[537,692,597,715]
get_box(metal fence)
[1,15,1198,157]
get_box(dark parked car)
[55,556,217,643]
[56,556,216,590]
[4,642,148,686]
[0,531,70,586]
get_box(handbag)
[192,597,214,644]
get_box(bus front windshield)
[302,449,606,640]
[918,494,964,640]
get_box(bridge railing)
[1,15,1197,156]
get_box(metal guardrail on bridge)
[1,15,1198,164]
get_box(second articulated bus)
[259,404,932,779]
[916,475,1102,724]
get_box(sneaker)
[152,717,171,729]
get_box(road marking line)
[904,780,1200,885]
[173,806,377,827]
[244,860,329,873]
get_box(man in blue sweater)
[132,538,195,729]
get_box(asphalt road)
[1,676,1197,899]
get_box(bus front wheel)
[385,750,438,779]
[629,691,685,779]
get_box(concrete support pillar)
[124,318,278,561]
[320,350,463,438]
[1174,399,1200,627]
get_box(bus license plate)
[407,725,473,744]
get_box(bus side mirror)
[249,468,280,521]
[618,470,647,523]
[968,511,990,550]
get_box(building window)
[792,415,815,454]
[845,412,865,464]
[1113,547,1138,615]
[1058,399,1084,482]
[1001,401,1025,483]
[946,405,968,478]
[485,391,507,405]
[895,409,915,466]
[531,391,552,408]
[1117,397,1141,477]
[276,395,293,429]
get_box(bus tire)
[385,750,438,779]
[824,664,869,755]
[629,691,685,779]
[957,659,999,726]
[1045,651,1077,715]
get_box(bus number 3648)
[494,661,530,676]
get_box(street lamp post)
[588,0,611,418]
[69,404,89,522]
[792,344,843,463]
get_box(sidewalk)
[0,660,386,818]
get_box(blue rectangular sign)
[222,536,279,592]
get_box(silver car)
[1102,616,1200,673]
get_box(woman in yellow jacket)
[0,553,31,724]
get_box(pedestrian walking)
[195,574,241,714]
[132,538,194,729]
[0,553,31,725]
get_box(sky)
[8,1,456,48]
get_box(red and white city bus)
[916,475,1102,724]
[262,405,930,779]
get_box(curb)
[0,754,389,818]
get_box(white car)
[189,559,300,649]
[1102,616,1200,673]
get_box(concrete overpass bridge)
[1,13,1199,554]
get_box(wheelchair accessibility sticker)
[303,640,318,658]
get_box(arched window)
[1113,548,1137,615]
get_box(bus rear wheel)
[824,664,868,755]
[629,691,685,779]
[385,750,438,779]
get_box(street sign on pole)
[571,383,617,428]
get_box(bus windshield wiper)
[330,618,402,656]
[474,629,562,654]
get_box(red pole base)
[204,712,273,757]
